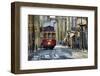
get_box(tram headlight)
[48,42,51,45]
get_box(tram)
[41,26,56,49]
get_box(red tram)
[41,26,56,49]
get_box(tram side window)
[52,33,55,38]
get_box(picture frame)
[11,2,98,74]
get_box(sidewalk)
[72,50,88,59]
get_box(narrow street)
[28,15,88,61]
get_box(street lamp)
[77,17,87,51]
[80,24,86,50]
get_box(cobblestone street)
[28,45,88,61]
